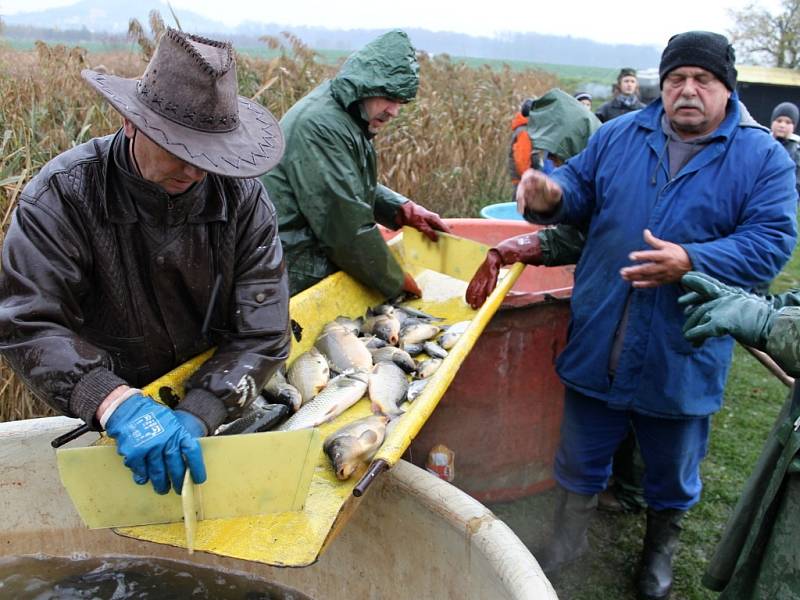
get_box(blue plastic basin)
[479,202,525,221]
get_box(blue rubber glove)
[679,272,775,348]
[104,394,207,495]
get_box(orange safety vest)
[508,112,532,185]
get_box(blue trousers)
[554,387,710,511]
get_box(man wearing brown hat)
[0,29,291,497]
[517,31,797,599]
[595,67,646,123]
[262,30,450,298]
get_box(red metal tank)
[397,219,574,503]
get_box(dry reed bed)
[0,38,554,421]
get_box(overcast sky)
[0,0,784,47]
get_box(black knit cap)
[618,67,637,81]
[772,102,799,125]
[659,31,737,90]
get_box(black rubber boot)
[535,486,598,574]
[637,508,685,600]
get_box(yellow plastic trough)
[98,227,524,567]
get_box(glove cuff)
[70,367,129,430]
[493,234,543,266]
[179,389,228,434]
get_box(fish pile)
[253,302,472,479]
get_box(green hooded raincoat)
[704,299,800,598]
[528,89,601,266]
[262,31,419,297]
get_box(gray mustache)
[673,99,704,112]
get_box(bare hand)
[515,168,562,215]
[619,229,691,288]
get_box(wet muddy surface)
[0,555,313,600]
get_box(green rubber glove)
[679,272,775,348]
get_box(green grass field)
[490,232,800,599]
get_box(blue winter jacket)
[531,93,797,417]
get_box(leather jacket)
[0,130,291,432]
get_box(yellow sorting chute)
[57,429,321,530]
[105,227,524,566]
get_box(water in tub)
[0,555,313,599]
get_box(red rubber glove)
[402,272,423,298]
[396,201,452,241]
[465,233,543,309]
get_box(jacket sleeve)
[682,148,798,289]
[0,193,127,427]
[180,183,291,432]
[538,225,587,266]
[765,306,800,377]
[281,122,405,298]
[374,184,408,230]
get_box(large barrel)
[0,417,556,599]
[405,218,573,503]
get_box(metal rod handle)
[353,459,389,497]
[51,423,91,448]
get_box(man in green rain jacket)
[680,270,800,598]
[262,30,450,297]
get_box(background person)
[595,67,646,123]
[262,30,450,299]
[516,31,797,600]
[509,97,535,201]
[467,88,599,309]
[574,91,593,109]
[770,101,800,198]
[0,29,291,495]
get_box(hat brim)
[82,69,284,179]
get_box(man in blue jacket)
[517,31,798,599]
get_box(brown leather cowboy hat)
[82,28,284,178]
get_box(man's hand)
[515,168,562,215]
[402,272,423,298]
[465,233,543,309]
[397,201,452,241]
[103,393,207,495]
[620,229,691,288]
[678,272,775,348]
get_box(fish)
[216,403,290,435]
[399,322,440,345]
[334,315,363,336]
[315,322,373,373]
[360,335,388,349]
[360,313,401,345]
[369,346,417,373]
[422,341,448,359]
[287,347,330,405]
[323,415,389,480]
[438,320,471,350]
[262,369,303,412]
[277,370,370,431]
[368,361,409,417]
[401,342,424,356]
[395,305,445,322]
[406,378,429,402]
[416,358,443,379]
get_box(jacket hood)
[527,88,601,160]
[330,30,419,108]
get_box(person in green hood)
[262,30,450,298]
[466,88,600,309]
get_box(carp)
[277,370,369,431]
[323,415,389,480]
